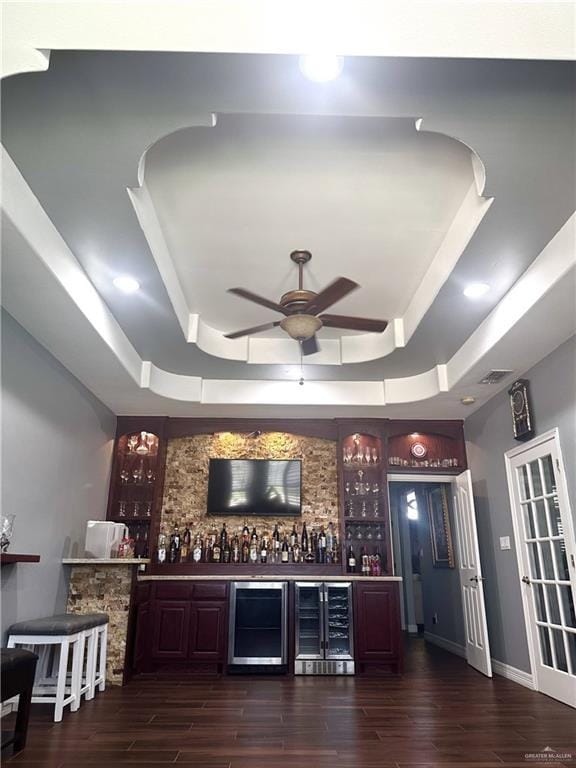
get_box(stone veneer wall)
[67,565,133,684]
[161,432,339,538]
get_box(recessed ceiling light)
[461,396,476,405]
[298,54,344,82]
[463,282,490,299]
[113,275,140,294]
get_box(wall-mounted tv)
[207,458,301,517]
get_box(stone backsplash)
[67,565,133,684]
[161,432,339,539]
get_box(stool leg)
[85,629,97,700]
[54,639,70,723]
[97,624,107,692]
[70,633,84,712]
[13,661,36,753]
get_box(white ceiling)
[1,1,575,417]
[144,115,475,332]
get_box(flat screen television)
[207,458,301,517]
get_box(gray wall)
[464,335,576,673]
[1,311,115,640]
[391,482,465,647]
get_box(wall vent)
[479,369,513,384]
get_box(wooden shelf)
[0,553,40,565]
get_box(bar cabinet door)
[151,600,190,660]
[295,583,324,660]
[324,583,354,660]
[189,601,227,662]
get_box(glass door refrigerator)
[294,582,354,674]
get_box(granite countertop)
[62,558,151,565]
[138,573,402,582]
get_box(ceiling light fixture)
[113,275,140,294]
[280,314,322,341]
[298,54,344,82]
[463,282,490,299]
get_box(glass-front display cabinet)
[107,430,161,558]
[340,431,392,575]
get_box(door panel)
[325,584,354,660]
[452,470,492,677]
[354,582,400,662]
[152,601,190,659]
[507,431,576,707]
[189,602,226,661]
[295,583,323,660]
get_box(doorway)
[505,428,576,708]
[390,472,492,677]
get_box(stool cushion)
[7,613,109,637]
[1,649,38,703]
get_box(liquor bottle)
[361,547,370,576]
[326,522,334,552]
[347,545,356,574]
[290,524,298,548]
[241,538,250,563]
[301,523,309,554]
[242,522,250,544]
[318,526,327,564]
[251,526,258,545]
[293,540,301,563]
[272,524,281,562]
[222,541,231,564]
[281,536,289,563]
[249,537,258,564]
[311,530,319,563]
[180,525,191,562]
[212,534,222,563]
[232,534,240,564]
[220,523,228,551]
[372,549,382,577]
[168,524,180,564]
[260,538,268,564]
[192,535,203,563]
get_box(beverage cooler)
[294,582,354,675]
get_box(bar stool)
[1,649,38,754]
[7,613,108,722]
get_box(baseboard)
[407,624,419,634]
[491,658,535,690]
[424,631,466,658]
[1,698,18,717]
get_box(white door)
[506,429,576,707]
[452,470,492,677]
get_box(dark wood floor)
[3,638,575,767]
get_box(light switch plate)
[500,536,511,550]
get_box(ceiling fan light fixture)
[280,314,322,341]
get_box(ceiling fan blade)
[319,314,388,333]
[300,335,319,356]
[303,277,358,315]
[228,288,289,315]
[224,321,281,339]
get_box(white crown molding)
[129,117,491,366]
[2,0,574,82]
[2,144,574,414]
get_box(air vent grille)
[479,369,513,385]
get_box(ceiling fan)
[225,250,388,355]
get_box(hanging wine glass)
[344,481,351,495]
[127,434,138,453]
[145,433,156,454]
[118,502,126,518]
[364,446,371,464]
[136,431,150,455]
[133,502,141,518]
[353,481,360,496]
[371,447,378,464]
[376,526,383,541]
[361,501,367,518]
[146,468,155,484]
[120,468,130,485]
[366,525,374,541]
[373,500,380,518]
[372,482,379,494]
